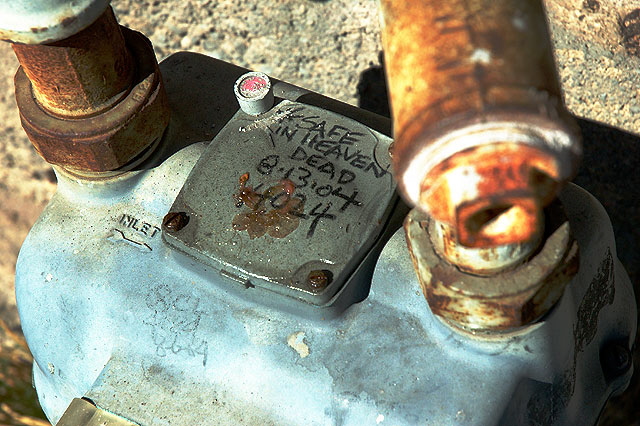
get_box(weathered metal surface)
[12,8,134,118]
[8,53,635,425]
[164,100,395,305]
[421,143,563,248]
[0,0,109,44]
[405,200,580,331]
[380,0,581,247]
[14,27,170,172]
[15,156,636,426]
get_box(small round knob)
[234,72,274,115]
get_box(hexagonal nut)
[14,27,170,172]
[405,203,579,332]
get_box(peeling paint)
[287,331,310,358]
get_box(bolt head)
[307,269,333,291]
[163,212,190,232]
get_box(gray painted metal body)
[0,0,110,43]
[15,53,636,425]
[165,100,395,306]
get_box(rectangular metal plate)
[165,100,395,305]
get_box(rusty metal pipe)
[11,6,170,172]
[12,7,134,118]
[380,0,581,248]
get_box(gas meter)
[1,0,636,425]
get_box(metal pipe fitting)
[429,218,542,276]
[405,200,579,331]
[13,7,134,118]
[10,6,170,172]
[380,0,582,248]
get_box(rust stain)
[416,210,579,331]
[13,17,170,172]
[162,212,190,233]
[232,173,304,239]
[13,7,133,118]
[380,0,563,144]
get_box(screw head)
[600,341,633,379]
[163,211,190,232]
[307,269,333,292]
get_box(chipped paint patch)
[287,331,310,358]
[469,48,492,64]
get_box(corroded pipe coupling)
[381,0,582,248]
[11,7,169,172]
[405,200,579,332]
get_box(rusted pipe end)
[12,7,134,118]
[393,111,580,249]
[409,136,574,248]
[381,0,582,248]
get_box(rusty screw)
[163,212,190,233]
[307,270,333,292]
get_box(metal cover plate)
[165,100,394,304]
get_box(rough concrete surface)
[546,0,640,135]
[0,0,638,424]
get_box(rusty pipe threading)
[12,7,134,118]
[380,0,581,248]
